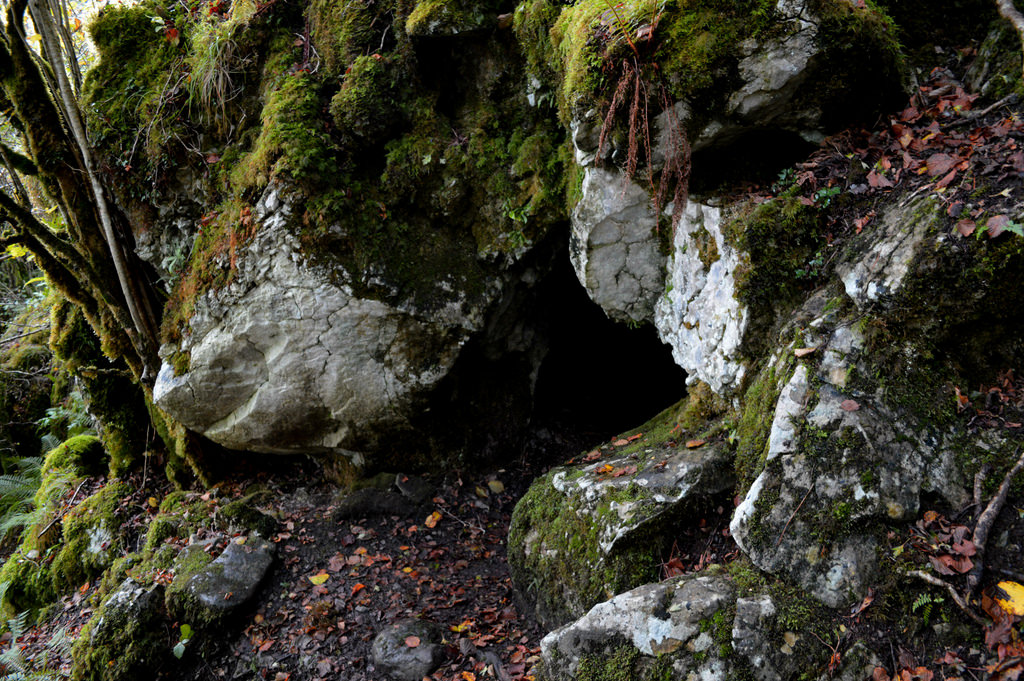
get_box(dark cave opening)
[529,253,688,449]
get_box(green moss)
[217,492,278,537]
[330,55,401,147]
[576,645,641,681]
[725,195,826,361]
[308,0,382,77]
[508,471,661,627]
[733,354,795,494]
[42,435,107,478]
[51,481,132,592]
[406,0,493,36]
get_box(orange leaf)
[462,673,477,681]
[351,583,365,596]
[258,639,274,652]
[612,439,629,446]
[926,153,957,177]
[685,439,706,449]
[987,214,1010,238]
[424,511,442,529]
[405,636,420,648]
[956,219,976,237]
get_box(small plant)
[911,592,944,626]
[172,623,193,659]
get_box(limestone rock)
[539,573,816,681]
[509,432,734,629]
[654,201,749,396]
[178,535,275,621]
[153,186,483,460]
[371,619,446,681]
[569,167,665,325]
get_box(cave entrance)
[528,254,688,456]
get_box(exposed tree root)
[968,447,1024,594]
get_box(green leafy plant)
[911,592,944,626]
[172,623,193,659]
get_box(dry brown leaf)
[840,399,860,411]
[405,635,420,648]
[685,439,706,449]
[794,347,817,357]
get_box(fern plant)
[0,605,70,680]
[0,458,43,547]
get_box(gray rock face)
[508,432,734,629]
[183,535,275,618]
[654,201,749,396]
[730,302,966,607]
[153,186,485,459]
[567,0,897,325]
[569,167,665,324]
[371,619,446,681]
[540,573,811,681]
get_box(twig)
[968,447,1024,594]
[946,93,1019,129]
[973,464,991,510]
[908,570,986,625]
[38,478,88,538]
[0,326,48,345]
[776,486,814,547]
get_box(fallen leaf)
[258,639,274,652]
[840,399,860,411]
[926,153,957,177]
[993,581,1024,616]
[405,635,420,648]
[956,219,976,237]
[685,439,706,449]
[794,347,816,357]
[987,214,1009,238]
[351,583,365,596]
[597,463,614,474]
[475,486,489,498]
[461,672,477,681]
[424,511,442,529]
[308,572,329,586]
[612,439,630,446]
[487,480,505,494]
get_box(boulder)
[168,535,275,624]
[71,579,168,681]
[371,618,447,681]
[509,407,734,629]
[539,572,817,681]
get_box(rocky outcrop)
[566,0,904,325]
[509,403,734,629]
[655,201,749,396]
[153,186,485,460]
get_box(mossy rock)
[70,579,170,681]
[509,399,734,629]
[43,435,107,478]
[216,492,278,537]
[406,0,498,36]
[51,481,133,592]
